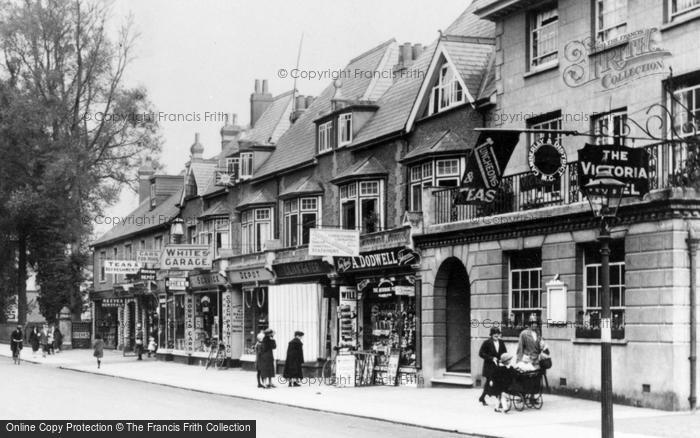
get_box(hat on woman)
[264,328,274,334]
[499,352,514,364]
[294,331,304,337]
[489,327,501,336]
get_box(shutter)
[268,283,323,362]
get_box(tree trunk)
[17,232,27,326]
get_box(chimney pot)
[255,79,261,94]
[402,42,413,63]
[231,113,237,126]
[412,43,424,60]
[305,96,315,108]
[296,95,306,111]
[262,79,269,94]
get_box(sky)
[97,0,473,235]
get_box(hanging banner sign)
[309,228,361,257]
[138,269,157,281]
[528,139,567,181]
[104,260,142,275]
[456,130,521,204]
[577,144,649,196]
[166,278,188,291]
[159,245,212,269]
[335,247,420,274]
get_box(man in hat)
[478,326,507,405]
[283,331,305,387]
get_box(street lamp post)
[582,170,625,438]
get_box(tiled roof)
[442,40,494,99]
[253,40,395,180]
[236,187,277,211]
[243,90,294,145]
[476,52,496,102]
[92,189,181,247]
[190,160,218,196]
[444,0,495,38]
[199,201,230,218]
[279,176,324,199]
[331,156,388,184]
[402,130,475,163]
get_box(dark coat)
[54,328,63,347]
[259,336,276,379]
[11,329,23,353]
[479,338,508,379]
[254,341,263,371]
[283,338,304,379]
[29,330,40,351]
[93,339,105,358]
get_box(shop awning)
[90,289,118,300]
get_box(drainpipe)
[687,227,698,411]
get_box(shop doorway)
[435,257,470,373]
[126,301,136,351]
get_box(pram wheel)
[532,393,543,409]
[512,393,525,411]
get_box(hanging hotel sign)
[456,130,520,204]
[104,260,142,275]
[528,139,567,181]
[136,250,162,266]
[227,266,274,284]
[309,228,361,257]
[159,245,212,269]
[335,247,420,274]
[577,144,650,196]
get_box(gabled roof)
[476,52,497,103]
[279,176,324,199]
[242,90,295,145]
[331,156,388,184]
[92,189,181,247]
[401,130,474,163]
[179,159,218,204]
[252,40,396,180]
[441,39,494,98]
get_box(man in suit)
[478,327,508,405]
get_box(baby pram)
[488,366,546,412]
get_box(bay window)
[241,207,273,254]
[435,159,461,186]
[226,157,240,180]
[339,113,353,146]
[340,180,383,233]
[529,5,558,69]
[429,63,465,115]
[284,197,320,247]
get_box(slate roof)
[243,90,295,145]
[279,176,324,199]
[476,52,497,103]
[190,160,218,196]
[442,39,494,99]
[444,0,495,38]
[92,189,181,247]
[236,187,277,211]
[253,40,395,180]
[401,130,475,163]
[331,156,388,184]
[198,201,230,218]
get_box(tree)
[0,0,162,322]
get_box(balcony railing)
[432,140,696,225]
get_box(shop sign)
[394,285,415,297]
[338,286,358,349]
[273,259,330,279]
[188,271,225,289]
[136,250,161,266]
[104,260,142,275]
[309,228,360,257]
[335,354,356,388]
[335,247,420,273]
[166,278,188,291]
[138,269,157,281]
[577,144,649,196]
[159,245,212,269]
[528,138,567,182]
[185,294,195,351]
[101,298,121,308]
[227,267,273,284]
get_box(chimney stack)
[221,113,242,150]
[190,132,204,161]
[138,156,155,205]
[250,79,273,128]
[305,96,315,108]
[412,43,424,60]
[401,42,413,65]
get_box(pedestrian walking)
[259,328,277,388]
[53,326,63,353]
[283,331,304,387]
[10,325,23,365]
[39,324,49,358]
[47,324,55,355]
[515,314,542,370]
[254,331,265,388]
[93,334,105,369]
[147,336,157,358]
[135,323,144,360]
[29,326,40,358]
[478,327,508,406]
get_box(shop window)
[99,251,106,282]
[284,197,319,247]
[318,121,333,154]
[339,113,353,146]
[579,241,625,339]
[239,153,253,179]
[243,288,269,355]
[507,250,542,335]
[592,108,628,146]
[96,301,119,349]
[428,63,465,116]
[529,5,559,70]
[173,293,186,350]
[241,208,272,254]
[339,180,383,233]
[524,112,563,208]
[194,292,220,352]
[670,0,700,20]
[596,0,627,44]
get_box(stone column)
[58,306,72,350]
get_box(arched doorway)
[435,257,470,372]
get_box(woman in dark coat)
[283,331,304,387]
[29,327,40,357]
[478,327,508,405]
[259,329,277,388]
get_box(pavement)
[2,344,698,438]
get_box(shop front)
[271,256,332,376]
[333,246,422,386]
[90,291,121,349]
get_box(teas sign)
[577,144,649,196]
[160,245,212,269]
[104,260,142,275]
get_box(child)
[147,336,157,358]
[93,334,105,369]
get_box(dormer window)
[318,121,333,154]
[338,113,353,146]
[428,63,464,115]
[240,153,253,179]
[226,157,240,179]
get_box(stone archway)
[434,257,470,372]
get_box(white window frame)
[226,157,240,180]
[529,6,559,70]
[241,207,273,254]
[672,82,700,139]
[670,0,700,20]
[593,109,628,145]
[509,265,543,328]
[318,121,333,154]
[188,226,197,244]
[239,153,253,179]
[214,218,230,256]
[339,180,384,233]
[154,235,163,250]
[584,260,626,330]
[435,158,461,187]
[428,63,465,116]
[283,197,320,247]
[338,113,353,146]
[596,0,627,43]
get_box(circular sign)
[528,139,567,181]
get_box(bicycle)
[205,338,228,370]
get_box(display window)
[96,301,119,349]
[174,294,186,350]
[243,287,269,355]
[194,291,220,351]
